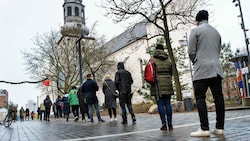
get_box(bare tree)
[22,30,78,95]
[82,22,117,82]
[100,0,208,101]
[23,24,115,95]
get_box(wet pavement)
[0,108,250,141]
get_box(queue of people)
[18,107,36,121]
[25,62,137,125]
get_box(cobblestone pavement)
[0,109,250,141]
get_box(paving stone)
[0,108,249,141]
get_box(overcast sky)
[0,0,249,109]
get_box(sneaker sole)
[190,132,210,137]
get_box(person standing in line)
[44,95,52,121]
[115,62,136,124]
[81,74,105,123]
[62,94,70,121]
[188,10,225,137]
[77,88,90,122]
[150,44,174,131]
[39,102,46,121]
[55,95,63,118]
[52,102,57,118]
[102,76,117,122]
[19,106,25,122]
[30,111,35,120]
[37,107,40,120]
[25,108,30,121]
[68,86,80,121]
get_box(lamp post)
[76,34,84,84]
[75,35,95,85]
[232,0,250,66]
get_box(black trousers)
[71,105,79,118]
[193,76,225,130]
[119,93,135,122]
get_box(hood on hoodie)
[117,62,125,70]
[153,50,168,60]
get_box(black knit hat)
[156,44,164,50]
[195,10,208,21]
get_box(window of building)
[81,9,84,18]
[67,7,72,16]
[231,80,236,88]
[75,7,79,16]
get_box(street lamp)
[75,35,95,84]
[232,0,250,66]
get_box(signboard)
[242,67,249,74]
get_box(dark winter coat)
[81,78,99,104]
[102,79,117,108]
[77,90,88,114]
[56,96,63,108]
[115,62,133,95]
[150,49,174,96]
[44,97,52,108]
[25,108,30,116]
[62,96,70,114]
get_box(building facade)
[0,89,8,108]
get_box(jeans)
[88,102,102,121]
[39,110,46,120]
[193,76,225,130]
[156,95,172,125]
[45,107,50,120]
[56,106,62,118]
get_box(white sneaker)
[114,118,117,121]
[213,128,224,135]
[109,118,114,122]
[190,128,210,137]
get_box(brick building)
[0,89,8,108]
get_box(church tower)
[61,0,89,37]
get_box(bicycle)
[3,110,13,127]
[3,102,16,128]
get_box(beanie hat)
[195,10,208,21]
[156,44,164,50]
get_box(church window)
[67,7,72,16]
[75,7,79,16]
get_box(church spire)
[61,0,89,37]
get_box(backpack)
[144,58,157,84]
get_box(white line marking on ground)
[60,115,250,141]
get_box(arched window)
[81,9,84,18]
[67,7,72,16]
[75,7,79,16]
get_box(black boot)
[168,124,173,130]
[160,124,167,130]
[121,120,128,124]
